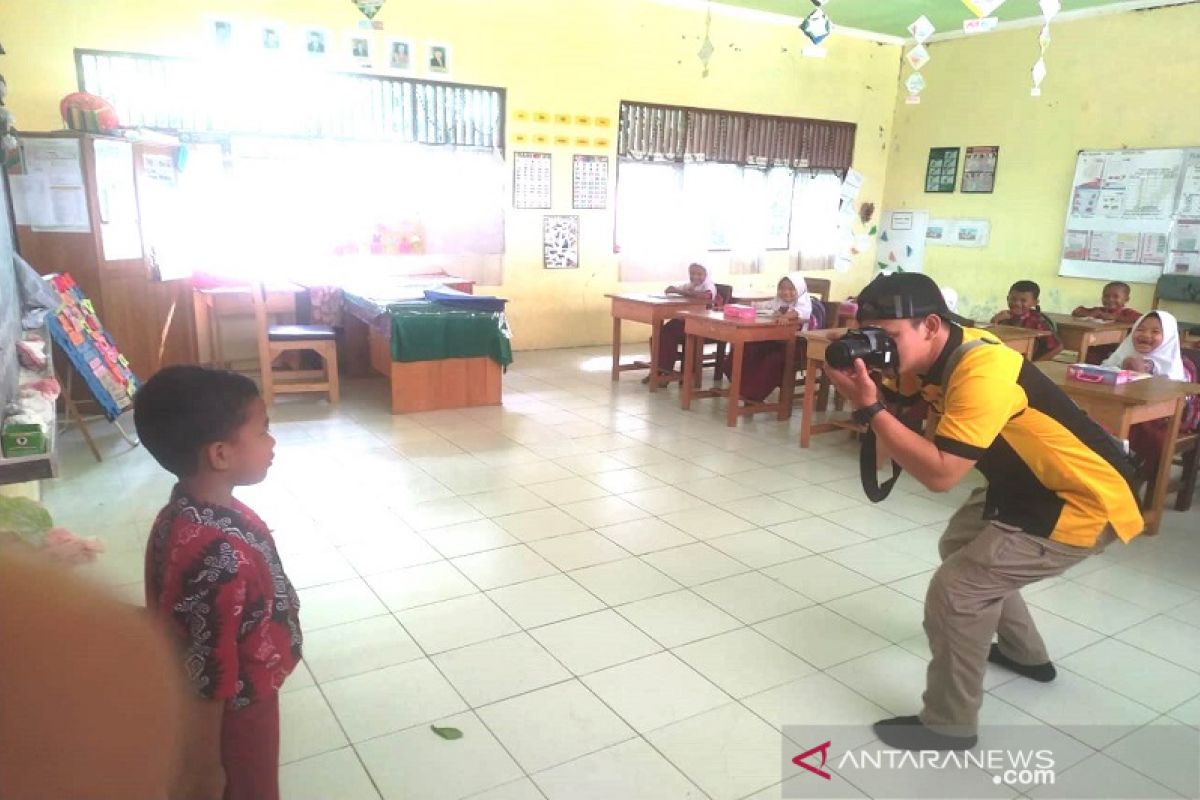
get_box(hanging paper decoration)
[698,4,715,77]
[800,8,832,45]
[905,45,930,71]
[963,17,999,34]
[908,15,935,43]
[353,0,386,20]
[903,16,932,106]
[1031,57,1047,96]
[1030,0,1060,96]
[962,0,1006,17]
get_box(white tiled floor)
[44,344,1200,799]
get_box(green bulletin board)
[925,147,960,193]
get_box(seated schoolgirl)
[1103,310,1200,476]
[651,262,720,382]
[736,272,813,403]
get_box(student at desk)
[1072,281,1142,364]
[990,280,1062,361]
[650,262,720,383]
[736,273,813,402]
[1103,310,1200,479]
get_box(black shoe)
[873,716,977,751]
[988,643,1057,683]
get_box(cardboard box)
[2,424,47,457]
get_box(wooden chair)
[251,283,340,405]
[804,277,831,305]
[1169,348,1200,512]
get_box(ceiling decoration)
[708,0,1191,39]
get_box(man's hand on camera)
[825,358,879,410]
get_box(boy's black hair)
[1009,280,1041,299]
[1104,281,1132,295]
[133,365,261,478]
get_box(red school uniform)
[1071,305,1142,324]
[145,486,302,800]
[1006,309,1062,360]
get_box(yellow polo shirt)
[918,325,1144,547]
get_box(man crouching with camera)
[824,272,1144,752]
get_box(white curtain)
[790,172,843,271]
[616,161,841,281]
[206,138,504,284]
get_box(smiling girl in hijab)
[736,272,814,403]
[1103,309,1199,477]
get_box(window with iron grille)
[76,48,504,147]
[615,100,855,278]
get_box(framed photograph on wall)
[385,38,413,72]
[962,146,1000,194]
[925,147,960,193]
[303,27,331,57]
[543,215,580,269]
[205,17,236,51]
[259,22,286,53]
[348,31,373,67]
[427,42,451,76]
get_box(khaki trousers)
[918,489,1113,736]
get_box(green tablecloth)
[388,302,513,366]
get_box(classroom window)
[614,162,843,280]
[615,101,853,281]
[74,49,505,284]
[76,49,504,146]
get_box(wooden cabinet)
[12,132,196,381]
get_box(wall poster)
[924,147,960,193]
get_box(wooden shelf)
[0,326,60,486]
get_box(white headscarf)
[1102,310,1187,380]
[756,272,813,330]
[671,263,718,301]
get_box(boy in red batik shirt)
[1071,280,1142,323]
[990,279,1064,361]
[135,366,302,800]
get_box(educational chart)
[572,155,608,209]
[876,210,929,272]
[543,215,579,269]
[1059,147,1200,282]
[961,146,999,194]
[513,151,551,209]
[925,148,960,193]
[44,274,140,421]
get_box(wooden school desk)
[798,326,1055,448]
[678,310,798,427]
[731,290,774,304]
[606,293,710,392]
[1039,361,1200,535]
[1045,313,1135,363]
[972,323,1051,360]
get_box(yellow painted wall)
[883,2,1200,324]
[0,0,901,350]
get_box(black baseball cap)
[855,272,973,326]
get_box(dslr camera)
[824,327,899,371]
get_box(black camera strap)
[859,337,997,503]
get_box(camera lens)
[826,338,871,369]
